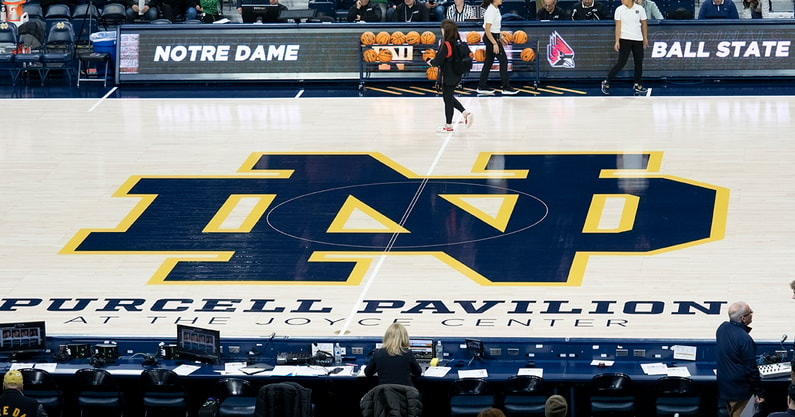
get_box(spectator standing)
[476,0,517,94]
[716,301,765,417]
[698,0,739,18]
[600,0,648,96]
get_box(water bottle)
[435,340,444,359]
[333,343,342,365]
[1,5,7,22]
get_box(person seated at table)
[570,0,608,20]
[443,0,480,21]
[389,0,430,21]
[697,0,739,18]
[237,0,287,21]
[364,323,422,387]
[537,0,568,19]
[347,0,383,21]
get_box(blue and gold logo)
[61,152,728,286]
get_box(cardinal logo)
[547,31,575,68]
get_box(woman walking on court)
[476,0,517,95]
[601,0,649,96]
[428,19,473,133]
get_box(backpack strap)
[444,41,452,58]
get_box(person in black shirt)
[0,370,48,417]
[570,0,608,19]
[390,0,430,21]
[347,0,383,22]
[537,0,569,19]
[364,323,422,386]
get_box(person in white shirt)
[476,0,518,95]
[600,0,648,95]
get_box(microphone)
[780,334,788,351]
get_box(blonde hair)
[382,323,410,356]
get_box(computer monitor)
[465,338,484,358]
[176,324,221,364]
[408,338,434,360]
[241,3,281,23]
[0,321,46,355]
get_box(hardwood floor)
[2,94,793,343]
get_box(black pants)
[478,33,510,89]
[442,82,465,124]
[606,38,644,84]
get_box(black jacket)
[360,384,422,417]
[364,348,422,387]
[570,1,608,19]
[0,389,48,417]
[391,1,429,21]
[429,41,461,86]
[715,320,764,402]
[253,382,312,417]
[347,1,382,21]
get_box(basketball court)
[2,92,793,345]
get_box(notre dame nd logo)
[62,152,728,286]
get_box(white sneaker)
[437,125,454,133]
[463,111,473,128]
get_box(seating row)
[0,21,77,86]
[18,367,701,417]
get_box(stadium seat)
[141,368,188,417]
[75,368,125,417]
[40,21,75,85]
[20,368,63,417]
[590,373,635,417]
[0,23,19,85]
[71,4,100,43]
[502,375,548,417]
[449,378,495,417]
[23,3,45,20]
[655,376,700,417]
[101,2,127,27]
[213,378,257,417]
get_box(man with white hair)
[0,370,48,417]
[716,301,765,417]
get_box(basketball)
[362,49,377,62]
[474,48,486,62]
[466,31,481,44]
[377,48,393,62]
[391,31,406,45]
[406,31,420,44]
[420,31,436,44]
[426,66,438,81]
[500,31,513,44]
[422,48,436,61]
[512,30,527,44]
[375,31,391,45]
[360,31,375,45]
[520,47,536,62]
